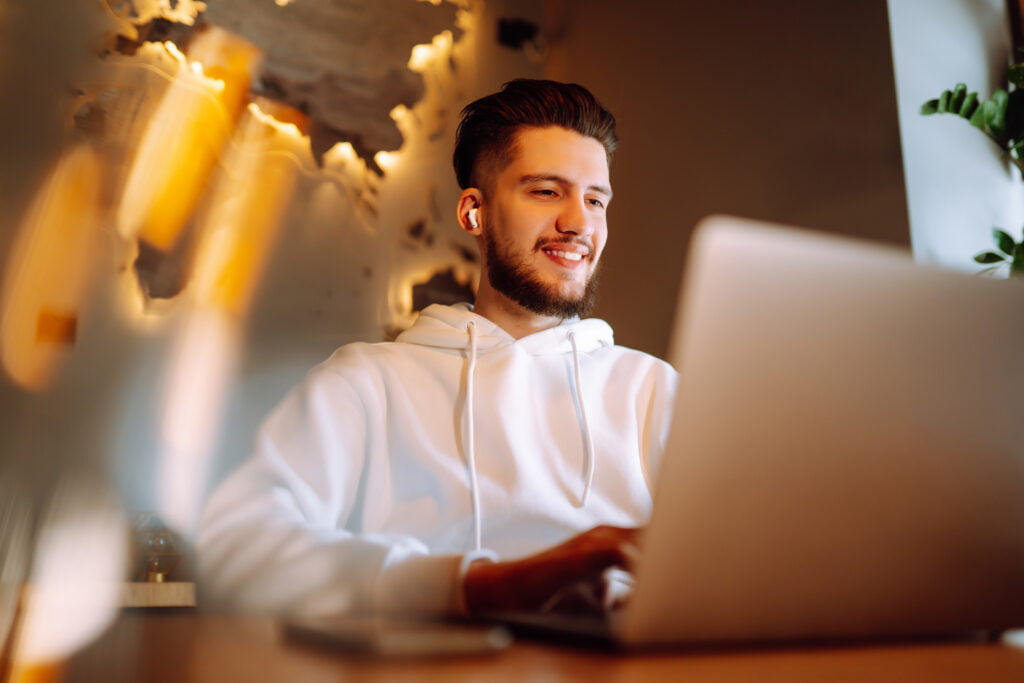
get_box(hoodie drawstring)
[464,321,483,552]
[461,323,597,553]
[568,331,596,507]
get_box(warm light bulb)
[327,141,359,164]
[374,150,400,173]
[116,29,262,251]
[190,98,307,315]
[407,43,436,72]
[0,144,103,392]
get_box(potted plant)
[921,49,1024,275]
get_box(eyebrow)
[519,174,613,199]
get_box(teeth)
[546,250,583,261]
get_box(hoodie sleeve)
[197,363,471,619]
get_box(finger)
[619,539,641,569]
[593,524,644,546]
[601,567,635,610]
[577,538,640,574]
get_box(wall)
[546,0,910,359]
[0,0,910,532]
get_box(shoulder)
[317,340,418,374]
[267,341,410,426]
[276,341,399,400]
[598,344,678,378]
[304,339,444,391]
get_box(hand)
[462,525,642,616]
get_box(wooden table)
[63,611,1024,682]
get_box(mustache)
[533,236,594,253]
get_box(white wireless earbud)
[467,208,479,229]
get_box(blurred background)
[0,0,945,675]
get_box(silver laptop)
[504,215,1024,648]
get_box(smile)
[543,249,585,262]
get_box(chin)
[557,280,590,298]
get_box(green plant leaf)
[938,89,952,113]
[985,89,1009,139]
[959,91,979,118]
[1013,243,1024,275]
[969,100,986,127]
[949,83,967,112]
[975,251,1006,264]
[993,228,1016,255]
[920,84,1011,147]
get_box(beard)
[483,228,600,319]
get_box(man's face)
[481,126,612,319]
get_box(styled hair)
[453,79,618,190]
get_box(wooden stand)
[120,582,196,608]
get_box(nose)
[555,196,593,237]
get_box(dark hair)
[453,79,618,190]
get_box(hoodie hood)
[397,302,614,553]
[396,303,614,355]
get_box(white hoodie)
[198,303,677,618]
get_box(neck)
[472,281,567,339]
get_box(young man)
[198,80,677,618]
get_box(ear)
[457,189,484,235]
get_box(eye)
[587,197,606,209]
[531,188,558,197]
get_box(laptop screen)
[622,215,1024,646]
